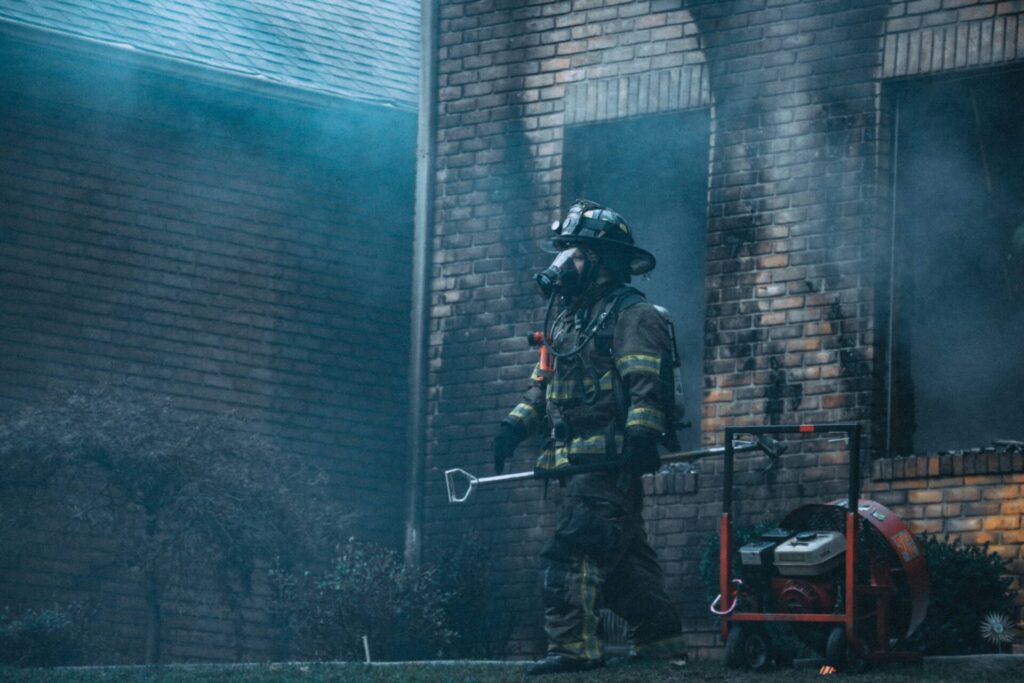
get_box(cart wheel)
[825,625,869,673]
[725,624,774,671]
[825,626,847,669]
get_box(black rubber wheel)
[725,625,747,669]
[825,626,847,669]
[725,624,774,671]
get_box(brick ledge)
[873,450,1024,481]
[642,469,699,496]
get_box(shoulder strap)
[609,285,646,313]
[604,286,646,434]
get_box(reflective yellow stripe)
[535,448,570,471]
[568,433,606,455]
[547,377,577,401]
[560,641,586,657]
[508,402,539,432]
[580,556,601,660]
[570,432,624,458]
[536,433,624,471]
[626,405,666,433]
[580,374,611,393]
[616,353,661,377]
[547,371,613,402]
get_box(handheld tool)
[444,435,786,504]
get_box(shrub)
[0,605,84,667]
[698,521,776,604]
[435,531,515,659]
[909,534,1017,655]
[276,539,454,662]
[0,385,343,663]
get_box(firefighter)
[494,200,687,675]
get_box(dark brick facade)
[0,35,416,661]
[424,0,1024,656]
[866,452,1024,624]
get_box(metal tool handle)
[445,467,534,503]
[444,436,787,503]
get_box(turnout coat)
[501,284,684,661]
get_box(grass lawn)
[2,657,1022,682]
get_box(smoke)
[0,0,420,546]
[893,70,1024,453]
[562,111,712,451]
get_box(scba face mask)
[534,249,596,299]
[534,249,577,298]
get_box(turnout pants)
[539,471,683,662]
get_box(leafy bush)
[698,521,775,603]
[275,540,455,662]
[274,533,515,662]
[0,605,84,667]
[0,385,343,663]
[909,534,1017,655]
[435,531,515,659]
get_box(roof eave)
[0,16,418,113]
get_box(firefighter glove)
[627,430,661,474]
[494,422,527,474]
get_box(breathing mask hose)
[540,289,564,355]
[541,286,621,361]
[541,289,587,360]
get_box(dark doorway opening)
[888,68,1024,455]
[563,111,711,452]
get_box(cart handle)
[710,579,744,616]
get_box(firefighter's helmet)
[550,199,656,275]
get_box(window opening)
[888,69,1024,455]
[562,111,711,452]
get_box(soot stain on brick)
[840,348,868,377]
[766,355,802,425]
[726,328,761,360]
[826,299,844,320]
[489,115,541,284]
[724,226,757,258]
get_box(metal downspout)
[405,0,438,567]
[885,94,900,457]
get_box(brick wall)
[425,0,1024,657]
[871,0,1024,628]
[883,0,1024,77]
[0,37,416,662]
[865,451,1024,623]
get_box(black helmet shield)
[548,199,656,276]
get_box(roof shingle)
[0,0,420,109]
